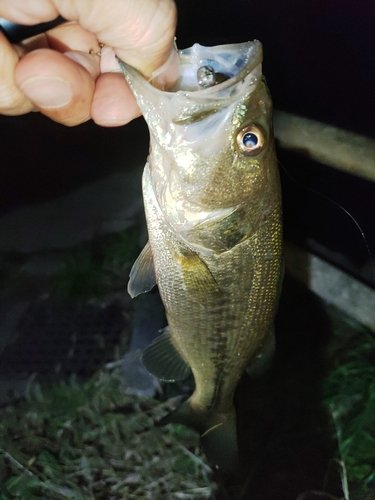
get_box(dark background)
[0,1,374,285]
[0,4,374,498]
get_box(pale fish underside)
[119,41,283,472]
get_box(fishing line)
[277,158,375,284]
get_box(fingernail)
[20,76,72,108]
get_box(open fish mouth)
[118,41,271,246]
[119,41,264,126]
[165,41,263,94]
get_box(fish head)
[119,41,279,247]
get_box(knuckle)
[0,83,31,115]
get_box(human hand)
[0,0,177,126]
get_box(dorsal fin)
[127,241,156,298]
[141,328,191,382]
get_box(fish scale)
[121,41,283,471]
[143,168,282,411]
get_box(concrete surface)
[0,170,143,253]
[285,241,375,332]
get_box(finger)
[0,0,59,24]
[46,21,101,53]
[91,72,141,127]
[0,30,33,115]
[15,48,99,126]
[0,0,178,78]
[15,22,101,55]
[77,0,178,79]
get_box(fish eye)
[236,125,266,155]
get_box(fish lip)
[118,40,263,97]
[119,40,264,127]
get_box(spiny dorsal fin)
[127,241,156,298]
[141,328,191,382]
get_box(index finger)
[0,0,178,78]
[0,30,33,115]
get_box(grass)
[323,309,375,499]
[0,227,216,498]
[1,229,374,499]
[0,367,215,500]
[1,309,374,499]
[51,228,141,303]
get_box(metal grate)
[0,301,128,381]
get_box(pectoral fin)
[141,328,191,382]
[127,241,156,298]
[177,249,223,304]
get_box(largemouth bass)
[120,41,283,471]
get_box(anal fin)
[141,328,191,382]
[128,241,156,298]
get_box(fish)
[119,41,283,472]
